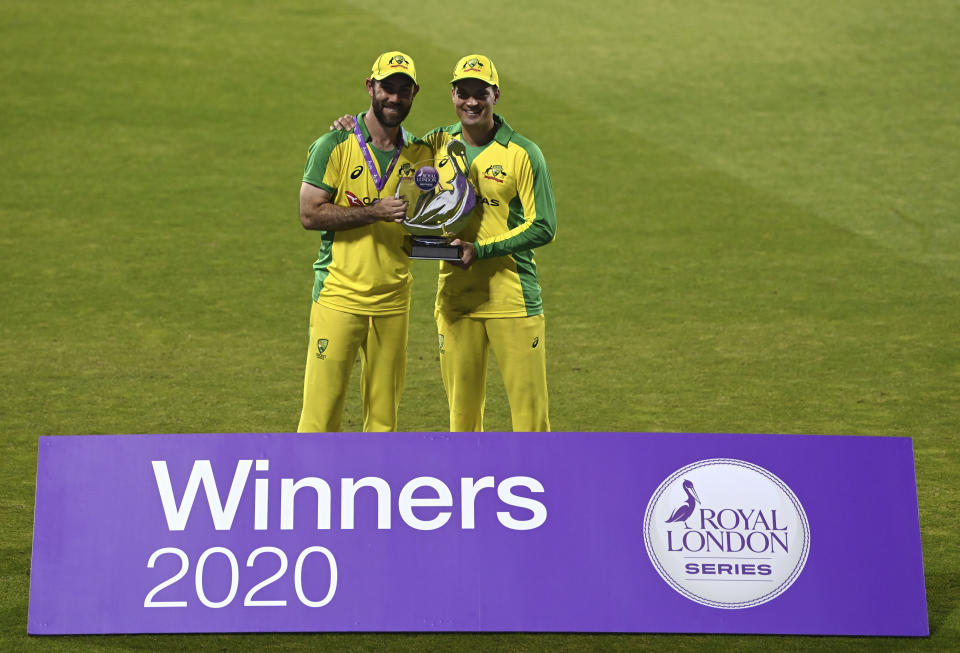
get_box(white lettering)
[280,477,332,530]
[496,476,547,530]
[154,460,548,532]
[340,477,391,529]
[152,460,251,531]
[460,476,495,529]
[399,477,453,530]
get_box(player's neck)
[461,119,497,147]
[363,111,401,150]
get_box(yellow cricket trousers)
[435,311,549,432]
[298,302,408,432]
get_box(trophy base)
[407,236,463,261]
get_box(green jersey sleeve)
[474,138,557,259]
[302,130,350,194]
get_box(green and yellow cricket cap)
[370,51,418,84]
[450,54,499,87]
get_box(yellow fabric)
[436,311,549,432]
[303,122,433,315]
[425,129,544,317]
[298,301,408,432]
[450,54,499,86]
[370,51,417,83]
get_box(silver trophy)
[395,140,476,260]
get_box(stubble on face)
[369,76,417,128]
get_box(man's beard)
[371,97,410,128]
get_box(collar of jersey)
[450,114,514,146]
[356,111,411,146]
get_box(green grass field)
[2,0,958,650]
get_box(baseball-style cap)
[370,51,418,84]
[450,54,499,87]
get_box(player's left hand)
[450,239,476,268]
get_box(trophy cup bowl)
[395,140,477,260]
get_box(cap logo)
[462,58,484,74]
[389,54,410,69]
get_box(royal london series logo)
[483,164,507,183]
[643,458,810,609]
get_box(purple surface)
[28,432,928,635]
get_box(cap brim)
[372,71,417,83]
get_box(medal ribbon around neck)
[353,115,407,193]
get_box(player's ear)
[491,86,500,104]
[412,83,420,100]
[366,78,375,97]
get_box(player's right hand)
[369,197,408,223]
[330,115,356,131]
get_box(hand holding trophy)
[395,140,477,260]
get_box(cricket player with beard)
[331,54,557,432]
[297,51,433,432]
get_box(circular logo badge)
[414,166,439,191]
[643,458,810,609]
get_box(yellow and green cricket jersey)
[424,116,557,318]
[303,112,432,315]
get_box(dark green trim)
[311,230,336,302]
[507,195,544,316]
[302,129,351,191]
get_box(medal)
[352,115,407,193]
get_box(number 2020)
[144,546,337,608]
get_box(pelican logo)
[351,165,364,179]
[400,140,475,239]
[484,164,507,183]
[643,459,810,609]
[315,338,329,360]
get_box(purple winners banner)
[28,432,928,636]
